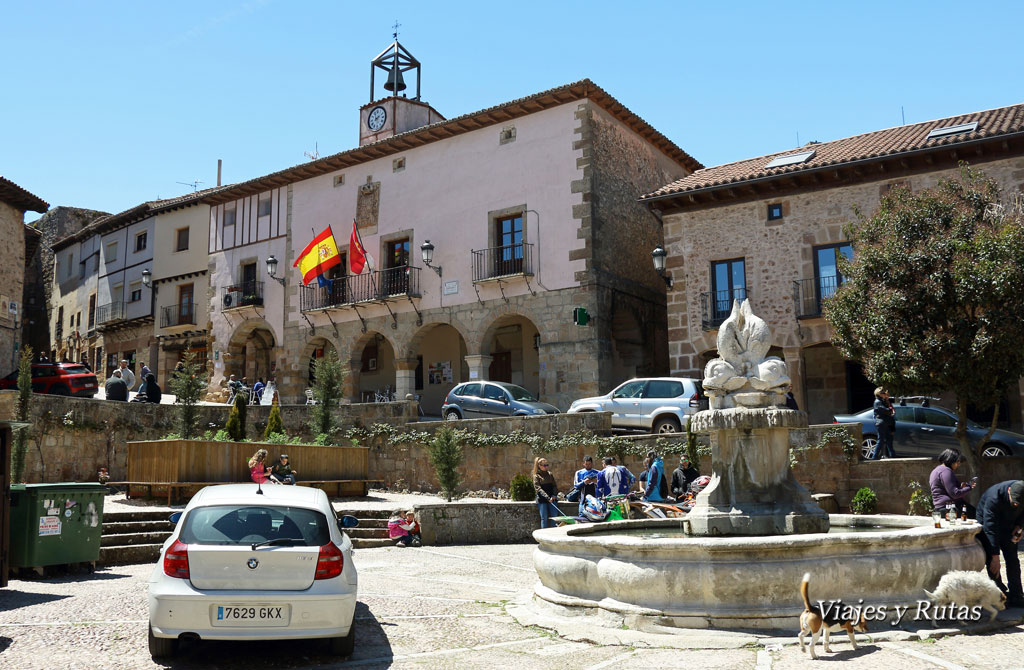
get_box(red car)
[0,363,99,397]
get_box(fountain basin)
[533,515,984,630]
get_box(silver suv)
[567,377,705,433]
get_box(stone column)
[784,346,805,410]
[464,354,493,383]
[394,357,418,401]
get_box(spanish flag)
[294,226,341,285]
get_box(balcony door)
[178,283,194,325]
[383,239,409,296]
[495,214,524,276]
[814,243,853,304]
[711,258,746,322]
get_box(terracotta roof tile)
[642,102,1024,200]
[0,176,48,213]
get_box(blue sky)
[4,1,1023,220]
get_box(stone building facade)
[203,67,699,411]
[0,177,48,375]
[643,103,1024,429]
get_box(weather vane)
[392,20,400,40]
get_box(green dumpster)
[8,483,106,569]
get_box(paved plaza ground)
[2,534,1024,669]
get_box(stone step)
[351,538,396,549]
[103,510,175,523]
[335,509,399,520]
[100,544,162,566]
[102,520,176,535]
[101,531,172,548]
[345,528,389,539]
[349,518,388,529]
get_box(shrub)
[427,426,464,502]
[309,350,343,438]
[263,432,292,445]
[907,481,932,516]
[685,417,700,467]
[225,393,246,442]
[509,473,534,501]
[168,350,207,440]
[11,346,32,483]
[850,487,878,515]
[264,402,284,440]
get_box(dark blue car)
[833,402,1024,459]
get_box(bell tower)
[359,35,445,147]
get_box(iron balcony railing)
[96,301,126,325]
[793,275,842,318]
[471,242,534,282]
[700,286,749,330]
[222,280,264,309]
[300,266,421,311]
[161,302,197,328]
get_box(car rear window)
[61,365,91,375]
[894,407,915,422]
[179,505,330,546]
[646,381,684,398]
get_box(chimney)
[217,159,222,187]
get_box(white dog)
[924,570,1006,626]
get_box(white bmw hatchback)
[147,484,359,659]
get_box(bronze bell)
[383,64,406,93]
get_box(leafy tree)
[826,166,1024,472]
[264,401,284,440]
[226,392,247,441]
[309,350,343,440]
[167,350,207,440]
[427,426,463,502]
[11,346,32,482]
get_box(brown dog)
[798,572,868,659]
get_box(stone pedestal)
[686,407,828,536]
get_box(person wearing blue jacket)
[572,455,601,515]
[643,451,665,502]
[597,456,635,497]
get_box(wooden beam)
[900,159,910,169]
[924,154,934,165]
[950,149,959,160]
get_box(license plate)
[211,604,291,627]
[83,383,95,388]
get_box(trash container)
[8,483,105,569]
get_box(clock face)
[367,106,387,132]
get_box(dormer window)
[926,121,978,140]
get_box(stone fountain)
[530,300,983,631]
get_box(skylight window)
[926,121,978,139]
[765,150,816,169]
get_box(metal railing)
[793,275,842,318]
[222,280,264,309]
[700,286,749,330]
[299,266,421,311]
[161,302,197,328]
[471,242,534,282]
[96,301,126,325]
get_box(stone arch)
[348,330,397,402]
[474,305,549,355]
[476,311,542,398]
[224,318,279,386]
[404,321,470,415]
[300,335,339,388]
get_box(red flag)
[349,220,367,274]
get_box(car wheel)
[983,444,1009,458]
[148,624,177,658]
[50,385,70,396]
[861,436,877,459]
[444,410,461,421]
[329,627,355,657]
[653,417,682,434]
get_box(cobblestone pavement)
[1,543,1023,669]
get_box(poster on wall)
[428,364,440,385]
[441,361,452,383]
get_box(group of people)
[247,449,298,485]
[929,448,1024,608]
[103,359,161,404]
[228,375,269,405]
[532,451,702,528]
[387,511,422,547]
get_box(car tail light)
[163,539,190,579]
[689,392,699,408]
[315,541,343,580]
[833,420,840,424]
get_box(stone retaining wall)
[416,501,578,546]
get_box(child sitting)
[387,510,421,547]
[403,511,422,546]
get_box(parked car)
[147,484,359,659]
[0,362,98,397]
[441,381,559,421]
[833,402,1024,459]
[566,377,705,434]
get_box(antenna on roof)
[304,142,320,161]
[392,20,401,40]
[176,180,203,192]
[901,106,906,126]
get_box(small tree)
[225,392,247,441]
[427,426,464,502]
[509,473,534,501]
[309,350,343,440]
[11,346,33,482]
[850,487,878,515]
[167,350,207,440]
[264,401,284,440]
[826,166,1024,474]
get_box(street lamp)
[651,245,672,289]
[420,240,442,277]
[141,268,152,288]
[266,255,285,286]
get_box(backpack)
[659,472,668,498]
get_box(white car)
[567,377,705,433]
[147,484,359,659]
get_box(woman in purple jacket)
[929,448,976,518]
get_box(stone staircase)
[99,508,398,564]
